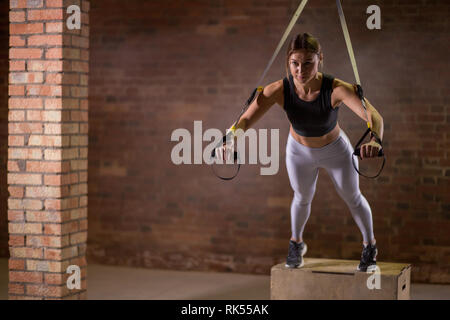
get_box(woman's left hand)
[359,140,382,159]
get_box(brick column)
[8,0,89,300]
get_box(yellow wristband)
[227,122,244,139]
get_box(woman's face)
[288,49,321,84]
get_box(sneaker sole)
[285,243,308,268]
[357,264,377,272]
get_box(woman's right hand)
[215,139,235,162]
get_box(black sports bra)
[282,73,339,137]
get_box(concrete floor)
[1,258,450,300]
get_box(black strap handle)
[210,139,240,181]
[350,84,386,179]
[210,87,262,181]
[352,124,386,179]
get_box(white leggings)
[285,129,375,243]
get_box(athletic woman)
[216,33,383,271]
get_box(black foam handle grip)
[211,145,238,161]
[353,147,384,157]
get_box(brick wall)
[76,0,449,284]
[7,0,89,299]
[1,0,10,260]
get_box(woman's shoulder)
[263,79,284,97]
[331,76,355,91]
[330,76,358,105]
[267,78,285,89]
[260,79,285,107]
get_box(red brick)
[26,85,62,96]
[10,35,26,46]
[26,211,70,223]
[46,0,63,7]
[8,258,25,270]
[8,199,43,212]
[62,74,80,85]
[43,174,66,186]
[9,283,25,295]
[80,49,89,61]
[8,85,25,96]
[26,235,69,248]
[28,9,64,21]
[27,60,63,72]
[8,149,42,161]
[8,186,25,198]
[70,256,87,268]
[26,284,67,297]
[26,185,63,198]
[8,210,25,221]
[10,23,44,35]
[9,72,43,84]
[71,61,88,73]
[71,35,89,48]
[81,0,90,12]
[10,48,43,59]
[45,73,63,84]
[26,161,65,173]
[70,231,87,245]
[10,272,43,283]
[9,60,25,71]
[28,35,63,46]
[44,273,67,285]
[9,123,44,134]
[45,98,62,109]
[81,12,89,25]
[9,223,43,235]
[11,0,43,8]
[45,197,79,211]
[80,100,88,110]
[81,26,89,37]
[8,110,25,122]
[45,48,63,59]
[45,222,78,235]
[7,160,21,171]
[44,248,61,260]
[45,22,64,33]
[79,219,87,231]
[10,11,26,22]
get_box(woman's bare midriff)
[289,122,341,148]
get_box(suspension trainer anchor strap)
[336,0,386,179]
[211,0,310,180]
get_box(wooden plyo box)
[271,258,411,300]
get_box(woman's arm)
[333,79,384,142]
[333,79,384,159]
[216,81,282,161]
[231,80,283,134]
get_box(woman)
[216,33,383,272]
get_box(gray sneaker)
[285,240,307,268]
[357,243,377,272]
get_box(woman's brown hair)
[285,33,323,77]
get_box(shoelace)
[288,242,301,260]
[361,245,376,263]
